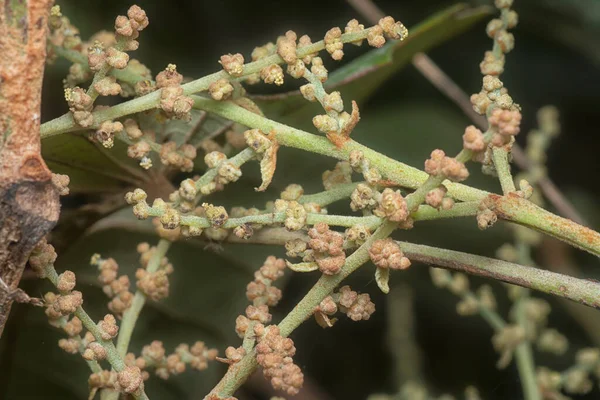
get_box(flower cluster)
[424,149,469,182]
[157,64,194,121]
[125,340,218,380]
[91,255,133,317]
[307,223,346,275]
[255,325,304,395]
[135,242,174,301]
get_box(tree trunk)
[0,0,58,337]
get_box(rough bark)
[0,0,58,337]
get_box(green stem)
[489,194,600,257]
[116,239,171,357]
[492,147,517,194]
[299,182,359,206]
[514,294,542,400]
[192,98,488,203]
[401,241,600,307]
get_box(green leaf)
[375,267,390,294]
[42,133,146,193]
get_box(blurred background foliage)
[1,0,599,399]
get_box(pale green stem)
[192,97,488,203]
[299,182,359,206]
[492,147,517,194]
[54,46,147,86]
[489,194,600,257]
[193,148,255,193]
[116,239,171,357]
[403,241,600,307]
[514,298,541,400]
[149,201,480,231]
[45,266,149,400]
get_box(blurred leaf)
[43,134,146,193]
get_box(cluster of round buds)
[51,173,70,196]
[492,324,525,368]
[205,152,243,186]
[246,256,286,309]
[57,317,86,354]
[476,197,498,230]
[220,53,244,77]
[135,242,174,301]
[336,285,376,321]
[284,238,311,261]
[64,87,94,127]
[94,120,123,148]
[255,325,304,395]
[93,314,119,342]
[424,149,469,182]
[311,90,360,146]
[260,64,285,86]
[221,346,246,365]
[308,223,346,275]
[367,16,409,48]
[125,188,151,219]
[470,75,515,115]
[313,296,338,328]
[136,266,172,302]
[277,30,298,64]
[324,27,343,60]
[159,140,196,172]
[480,0,517,76]
[369,239,411,270]
[344,225,371,248]
[322,161,352,190]
[463,125,486,153]
[124,119,155,169]
[345,19,365,46]
[93,76,121,97]
[453,283,498,317]
[373,188,409,223]
[47,6,82,53]
[489,108,522,146]
[273,199,308,231]
[135,340,218,379]
[350,183,378,212]
[91,255,133,316]
[348,150,382,185]
[29,238,58,278]
[44,289,83,324]
[537,329,568,355]
[88,370,118,391]
[116,366,144,395]
[208,78,234,101]
[114,5,149,46]
[156,64,194,121]
[83,341,108,361]
[425,185,454,210]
